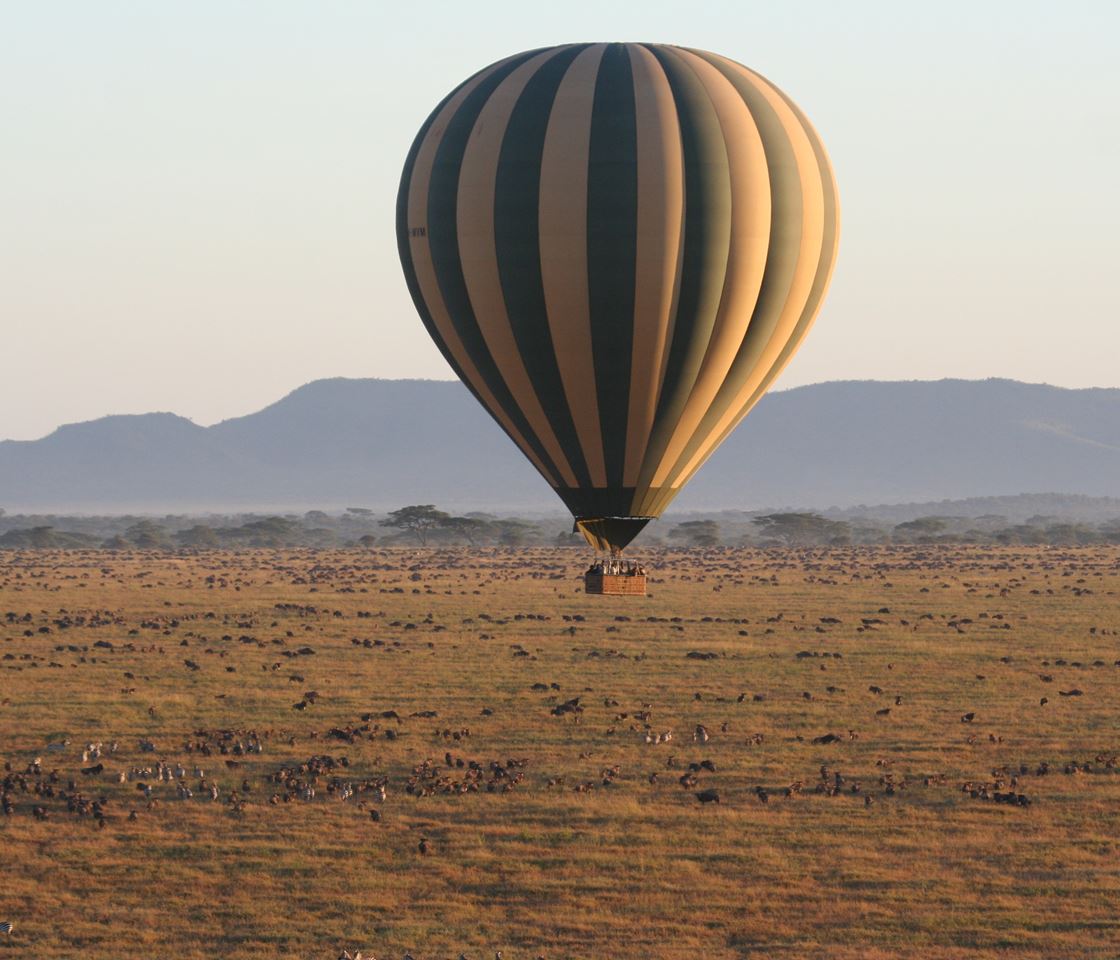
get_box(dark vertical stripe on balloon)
[638,45,732,490]
[585,43,638,489]
[493,44,593,489]
[424,50,566,486]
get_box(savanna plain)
[2,545,1119,959]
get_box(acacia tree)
[893,516,947,541]
[124,520,172,550]
[380,505,450,545]
[443,515,489,546]
[24,526,58,548]
[492,518,538,546]
[752,513,851,546]
[176,524,219,548]
[668,520,721,547]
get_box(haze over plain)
[2,0,1118,441]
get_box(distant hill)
[1,378,1118,513]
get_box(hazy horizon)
[3,0,1118,440]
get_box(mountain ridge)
[2,377,1118,513]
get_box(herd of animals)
[1,544,1118,958]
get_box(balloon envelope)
[397,43,839,552]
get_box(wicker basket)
[584,572,647,596]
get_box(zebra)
[0,921,13,936]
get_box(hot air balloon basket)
[584,572,647,596]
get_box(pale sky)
[2,1,1117,441]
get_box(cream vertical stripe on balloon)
[456,49,580,488]
[538,44,609,487]
[725,86,842,433]
[623,44,685,488]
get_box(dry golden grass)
[1,544,1119,959]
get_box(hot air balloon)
[396,43,839,565]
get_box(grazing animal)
[696,789,720,804]
[0,921,12,936]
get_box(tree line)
[1,505,1118,550]
[0,507,580,550]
